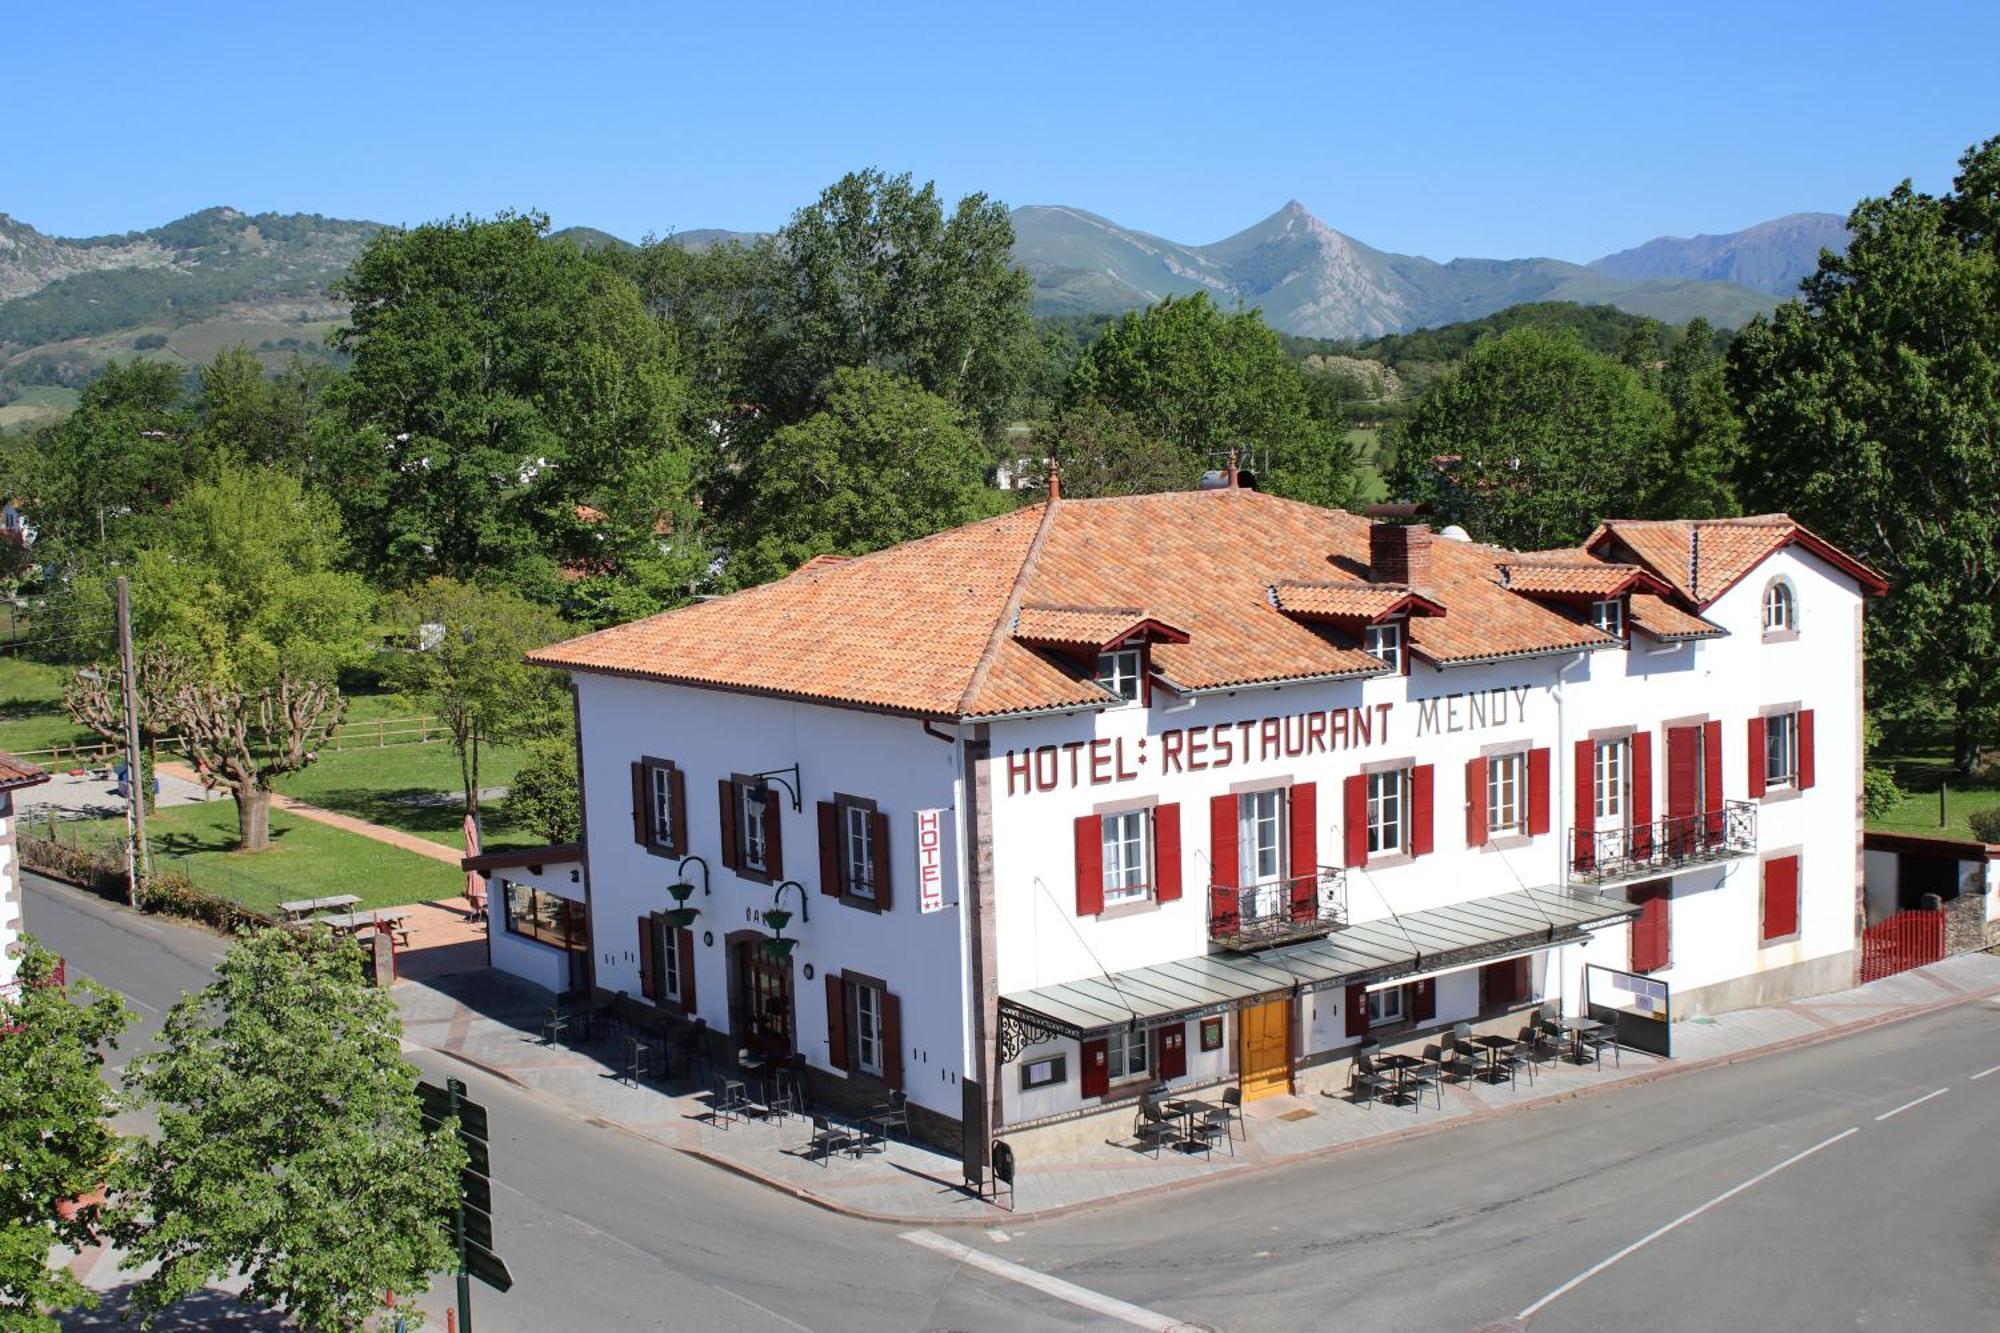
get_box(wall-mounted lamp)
[745,764,802,813]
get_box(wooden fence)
[14,715,452,767]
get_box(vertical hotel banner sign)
[915,808,947,913]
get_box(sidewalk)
[395,951,2000,1225]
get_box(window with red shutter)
[1074,814,1104,916]
[1209,792,1238,889]
[1746,716,1767,799]
[825,971,848,1070]
[1153,802,1183,902]
[1797,710,1816,790]
[1630,881,1671,973]
[1527,747,1551,835]
[816,802,841,897]
[1666,725,1699,820]
[1343,774,1368,867]
[676,927,698,1015]
[1410,765,1434,857]
[1630,731,1653,855]
[637,916,655,1000]
[1762,854,1800,942]
[879,990,904,1091]
[1080,1037,1109,1098]
[1465,756,1488,847]
[1288,782,1317,920]
[1573,739,1594,870]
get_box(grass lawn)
[275,739,535,850]
[0,656,99,755]
[55,798,465,913]
[1869,717,2000,842]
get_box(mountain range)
[0,200,1847,401]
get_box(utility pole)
[115,576,148,903]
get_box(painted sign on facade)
[915,807,946,913]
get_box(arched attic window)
[1762,578,1799,637]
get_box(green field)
[1868,718,2000,843]
[273,737,534,850]
[49,798,466,913]
[0,385,79,433]
[0,656,98,754]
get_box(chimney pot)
[1371,522,1433,590]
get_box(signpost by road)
[419,1077,512,1331]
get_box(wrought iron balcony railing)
[1210,866,1347,951]
[1569,800,1757,887]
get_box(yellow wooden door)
[1238,999,1291,1101]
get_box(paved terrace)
[394,950,2000,1224]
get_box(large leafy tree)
[331,212,702,609]
[192,346,340,478]
[727,366,1003,584]
[0,940,130,1331]
[381,577,569,817]
[1730,136,2000,772]
[1052,293,1361,505]
[110,928,462,1332]
[19,359,195,563]
[1384,326,1673,549]
[1652,318,1743,519]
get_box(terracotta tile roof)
[1498,563,1643,597]
[791,553,853,576]
[532,490,1778,718]
[1587,515,1887,605]
[0,752,48,791]
[1269,581,1443,622]
[1628,594,1726,641]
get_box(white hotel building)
[510,484,1884,1146]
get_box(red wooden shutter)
[1511,955,1531,1004]
[676,927,698,1014]
[638,916,655,1000]
[1209,795,1238,888]
[1527,747,1551,836]
[880,990,903,1090]
[1630,730,1653,856]
[717,779,739,870]
[1343,775,1368,868]
[1288,782,1318,920]
[1344,983,1370,1038]
[1154,802,1182,903]
[1465,756,1488,848]
[1412,976,1436,1023]
[817,801,842,897]
[1411,765,1434,857]
[1631,882,1670,973]
[1702,721,1725,840]
[631,763,649,845]
[1074,814,1104,916]
[1746,717,1767,799]
[667,767,687,855]
[1080,1037,1109,1098]
[1573,739,1595,870]
[764,799,785,879]
[869,811,893,909]
[1666,725,1699,819]
[825,972,848,1071]
[1762,854,1800,942]
[1797,710,1816,790]
[1156,1023,1187,1080]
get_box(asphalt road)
[27,873,2000,1332]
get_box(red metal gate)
[1860,909,1945,983]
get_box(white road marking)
[902,1228,1189,1331]
[1874,1087,1948,1121]
[1970,1063,2000,1081]
[1517,1127,1859,1321]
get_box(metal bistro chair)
[865,1089,909,1145]
[1220,1085,1246,1141]
[539,1006,570,1046]
[622,1034,655,1086]
[766,1056,807,1124]
[1188,1106,1236,1160]
[1346,1050,1391,1109]
[1577,1023,1620,1070]
[713,1074,751,1129]
[806,1113,858,1166]
[1437,1035,1480,1085]
[1400,1049,1444,1112]
[1133,1100,1180,1157]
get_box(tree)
[192,347,338,477]
[0,940,131,1331]
[1032,399,1201,498]
[726,366,1005,584]
[331,213,702,609]
[19,359,194,563]
[505,737,582,844]
[380,578,569,817]
[1384,326,1672,550]
[1730,137,2000,773]
[1652,319,1743,518]
[109,928,462,1332]
[1054,294,1360,505]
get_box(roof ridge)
[956,499,1064,717]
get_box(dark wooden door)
[734,939,795,1056]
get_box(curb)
[403,968,2000,1228]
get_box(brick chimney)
[1370,522,1433,590]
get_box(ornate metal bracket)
[996,1007,1066,1065]
[746,764,802,813]
[772,879,809,925]
[675,853,711,896]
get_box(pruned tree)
[167,671,346,852]
[63,654,185,814]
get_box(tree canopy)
[1731,135,2000,771]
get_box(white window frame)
[1763,579,1798,634]
[1096,648,1143,702]
[853,980,883,1076]
[660,923,681,1001]
[1487,750,1527,837]
[649,764,675,848]
[1766,711,1798,788]
[1594,738,1628,823]
[1364,621,1403,673]
[1591,598,1625,639]
[1239,789,1286,886]
[843,803,876,899]
[1105,1025,1149,1083]
[1101,809,1151,905]
[1367,986,1405,1025]
[740,787,769,873]
[1367,769,1409,855]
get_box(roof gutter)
[1149,665,1391,700]
[1417,639,1616,671]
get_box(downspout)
[1553,650,1588,1017]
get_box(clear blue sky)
[10,1,1995,262]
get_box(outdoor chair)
[1517,1024,1556,1068]
[1399,1054,1443,1112]
[1188,1107,1236,1160]
[1132,1101,1180,1157]
[713,1075,750,1129]
[1435,1036,1477,1084]
[1346,1050,1390,1108]
[1577,1025,1619,1070]
[766,1057,806,1123]
[1220,1085,1246,1140]
[622,1035,654,1086]
[865,1089,909,1144]
[806,1113,857,1165]
[539,1007,569,1046]
[1486,1037,1534,1090]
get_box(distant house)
[0,752,52,990]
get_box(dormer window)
[1364,622,1403,674]
[1096,648,1143,701]
[1590,598,1626,640]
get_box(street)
[28,873,2000,1332]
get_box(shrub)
[1968,807,2000,845]
[132,332,169,350]
[1862,766,1904,822]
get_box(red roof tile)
[1588,515,1887,605]
[0,752,49,791]
[1628,594,1726,641]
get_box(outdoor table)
[1560,1017,1607,1063]
[1374,1052,1424,1101]
[1164,1098,1221,1142]
[1470,1033,1517,1082]
[278,893,361,922]
[309,910,412,947]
